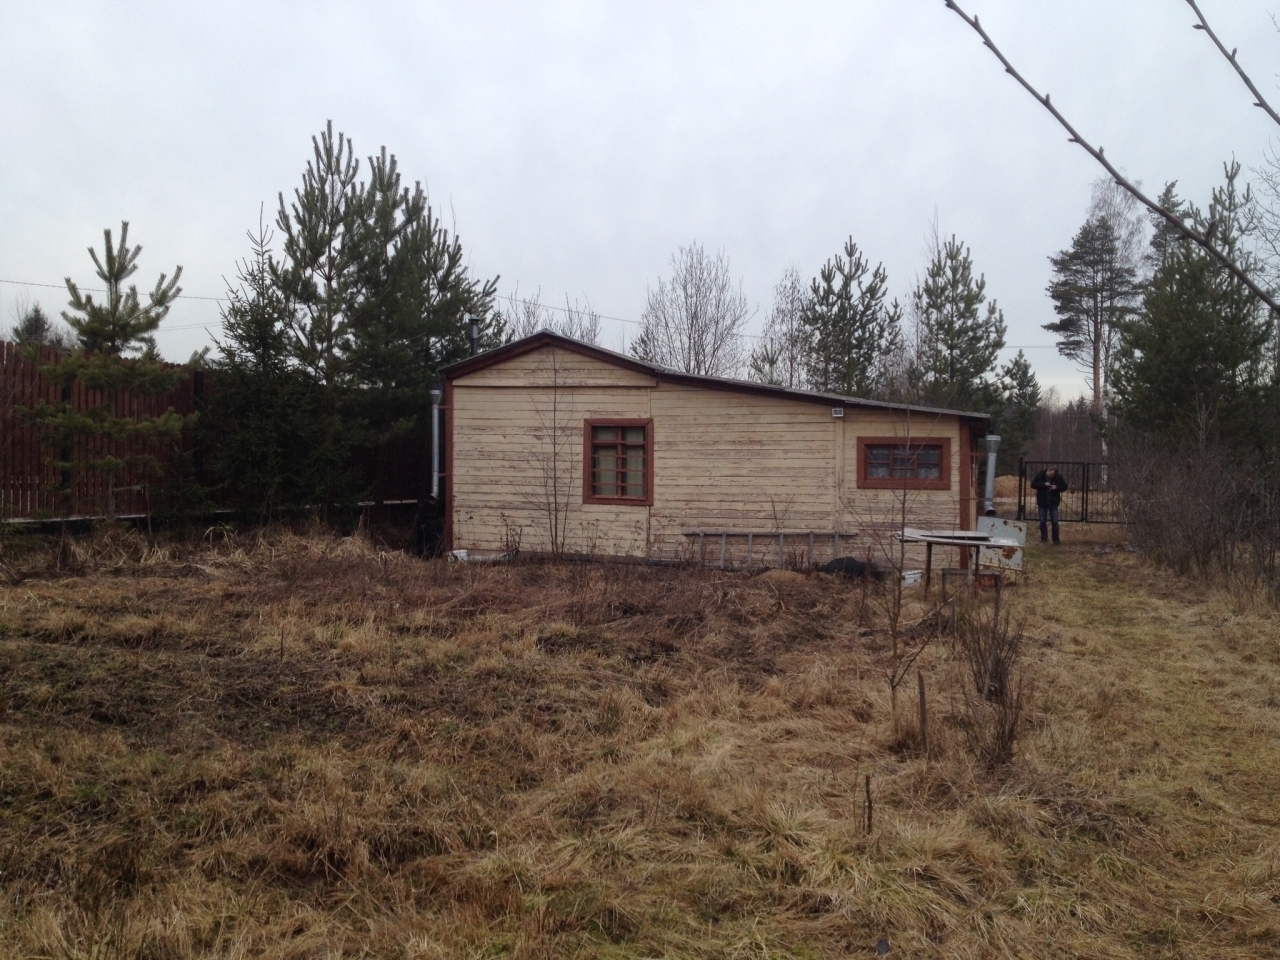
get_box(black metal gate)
[1017,460,1124,523]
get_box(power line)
[0,277,226,302]
[2,276,1062,349]
[496,293,639,327]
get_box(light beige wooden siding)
[459,347,656,388]
[840,413,964,568]
[450,343,970,565]
[451,346,653,555]
[646,384,835,558]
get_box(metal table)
[898,527,1021,594]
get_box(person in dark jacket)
[1031,466,1069,544]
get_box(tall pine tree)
[1045,217,1139,420]
[801,239,902,398]
[270,122,366,513]
[341,144,498,502]
[210,123,500,516]
[910,234,1007,412]
[1113,164,1274,450]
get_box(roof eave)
[444,331,991,423]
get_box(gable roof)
[443,330,990,425]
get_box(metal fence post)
[1016,457,1025,521]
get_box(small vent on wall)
[832,408,844,418]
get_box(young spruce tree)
[996,350,1041,473]
[9,301,71,351]
[211,215,328,516]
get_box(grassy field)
[0,527,1278,958]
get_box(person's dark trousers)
[1038,506,1060,544]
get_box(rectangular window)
[583,419,653,505]
[857,437,951,490]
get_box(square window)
[585,420,652,504]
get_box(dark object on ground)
[819,556,887,580]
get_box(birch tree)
[504,289,602,344]
[749,266,810,388]
[631,243,748,376]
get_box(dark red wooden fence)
[0,341,201,520]
[1,340,429,521]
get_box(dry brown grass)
[1,526,1279,957]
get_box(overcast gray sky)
[2,1,1276,398]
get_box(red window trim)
[583,418,654,506]
[857,436,952,491]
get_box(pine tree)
[1045,217,1140,419]
[994,350,1040,473]
[1113,164,1274,449]
[266,122,366,513]
[910,234,1007,412]
[1146,183,1190,271]
[341,145,498,501]
[209,216,328,515]
[29,222,189,521]
[801,239,902,397]
[211,123,501,514]
[8,301,71,351]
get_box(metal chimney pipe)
[429,385,443,500]
[468,319,479,357]
[983,434,1001,516]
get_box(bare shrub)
[955,594,1029,768]
[1115,431,1280,602]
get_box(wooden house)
[441,332,989,568]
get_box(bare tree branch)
[1185,0,1280,131]
[631,243,748,376]
[503,288,601,344]
[942,0,1280,315]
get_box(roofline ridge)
[443,330,990,422]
